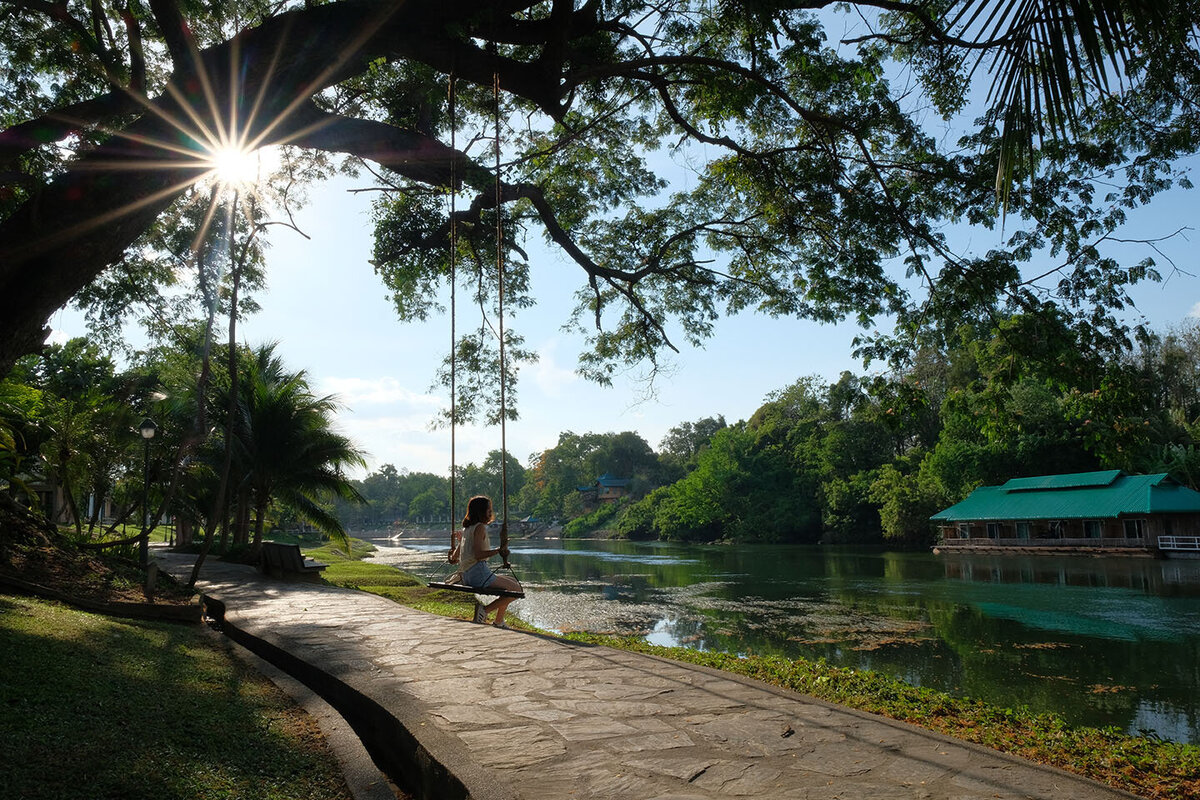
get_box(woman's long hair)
[462,495,494,529]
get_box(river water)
[363,533,1200,744]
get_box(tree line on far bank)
[333,315,1200,546]
[4,312,1196,553]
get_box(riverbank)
[310,540,1200,800]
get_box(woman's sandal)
[492,622,511,630]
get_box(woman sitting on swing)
[453,495,521,628]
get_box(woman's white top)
[457,522,490,572]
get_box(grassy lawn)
[0,594,355,800]
[316,540,1199,800]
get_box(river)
[363,532,1200,745]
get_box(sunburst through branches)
[203,141,262,193]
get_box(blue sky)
[165,172,876,476]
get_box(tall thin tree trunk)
[214,196,244,556]
[58,471,83,539]
[236,488,252,546]
[188,191,233,589]
[188,193,263,586]
[253,494,269,551]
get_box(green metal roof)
[1002,469,1122,492]
[931,471,1200,522]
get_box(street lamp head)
[139,417,157,440]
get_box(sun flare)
[206,144,260,189]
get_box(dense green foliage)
[561,499,626,538]
[331,451,527,529]
[0,339,153,536]
[0,337,364,555]
[4,1,1200,551]
[0,594,354,800]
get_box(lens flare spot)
[207,145,259,189]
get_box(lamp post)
[138,416,157,569]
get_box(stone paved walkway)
[157,551,1142,800]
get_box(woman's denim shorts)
[462,561,498,588]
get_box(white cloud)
[529,339,580,399]
[1189,302,1200,319]
[338,411,534,476]
[310,376,449,475]
[339,415,449,475]
[45,328,73,346]
[318,376,441,411]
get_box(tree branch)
[282,103,491,189]
[0,92,144,174]
[147,0,195,69]
[120,4,147,94]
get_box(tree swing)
[427,67,525,601]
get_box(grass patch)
[0,594,354,800]
[301,537,377,564]
[323,560,479,619]
[561,501,624,538]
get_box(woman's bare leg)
[484,575,521,625]
[485,596,514,624]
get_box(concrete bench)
[260,541,328,582]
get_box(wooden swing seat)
[427,580,525,599]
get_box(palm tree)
[235,345,366,553]
[38,392,131,536]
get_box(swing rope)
[426,60,523,600]
[493,65,511,569]
[448,71,458,560]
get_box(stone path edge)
[617,645,1144,800]
[202,594,519,800]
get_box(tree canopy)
[2,0,1198,397]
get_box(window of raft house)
[1123,519,1146,539]
[957,522,971,539]
[1015,521,1032,539]
[986,522,1002,539]
[1048,520,1065,538]
[1084,519,1103,539]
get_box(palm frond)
[943,0,1177,196]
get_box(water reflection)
[941,552,1200,596]
[366,534,1200,744]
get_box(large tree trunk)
[176,519,193,548]
[58,473,83,539]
